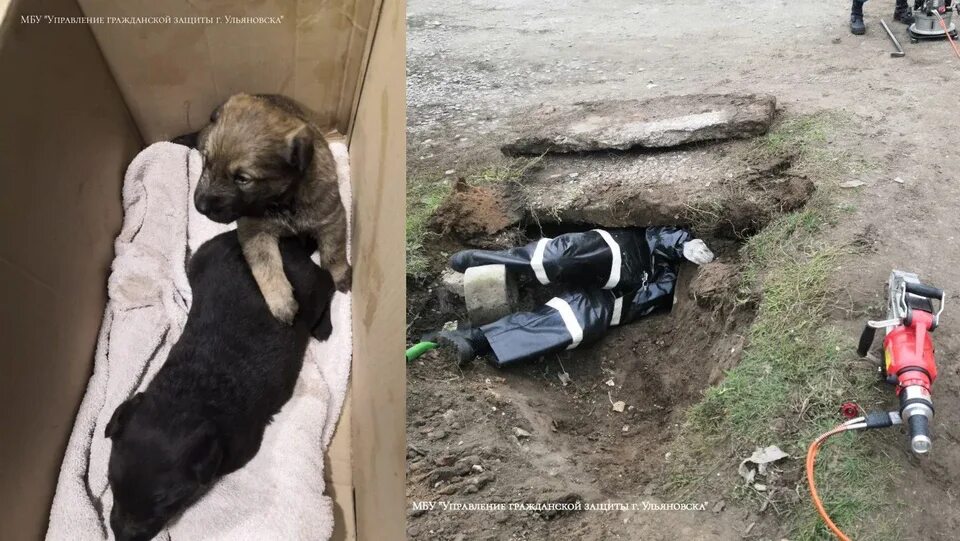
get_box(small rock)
[444,169,456,175]
[893,176,905,184]
[440,270,465,297]
[426,463,473,484]
[472,464,485,473]
[622,425,629,433]
[605,378,616,387]
[558,372,572,386]
[754,483,767,492]
[438,483,462,495]
[464,264,519,325]
[832,37,842,44]
[470,472,496,490]
[513,427,532,439]
[839,180,866,188]
[434,454,457,467]
[456,454,481,468]
[612,401,626,413]
[712,500,726,513]
[429,429,448,441]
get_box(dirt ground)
[406,1,960,539]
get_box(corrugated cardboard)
[77,0,381,142]
[347,0,406,538]
[0,0,142,537]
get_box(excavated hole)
[406,147,813,537]
[407,216,760,506]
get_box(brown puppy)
[190,94,350,323]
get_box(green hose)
[405,341,438,362]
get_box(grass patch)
[671,112,897,539]
[672,204,897,539]
[754,113,835,161]
[406,158,540,279]
[406,174,451,279]
[752,111,873,181]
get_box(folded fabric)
[47,141,353,541]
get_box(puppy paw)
[334,265,352,292]
[265,290,299,324]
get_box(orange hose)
[806,424,854,541]
[935,9,960,60]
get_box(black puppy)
[105,231,334,541]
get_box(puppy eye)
[233,172,253,187]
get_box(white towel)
[46,141,353,541]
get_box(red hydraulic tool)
[807,270,945,540]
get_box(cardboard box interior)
[0,0,404,539]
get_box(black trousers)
[480,267,678,367]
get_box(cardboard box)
[0,0,405,539]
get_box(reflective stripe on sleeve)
[592,229,621,289]
[611,297,623,327]
[545,297,584,350]
[531,237,552,285]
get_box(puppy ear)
[285,124,314,174]
[105,393,144,439]
[188,421,223,484]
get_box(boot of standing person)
[851,0,867,35]
[894,0,916,25]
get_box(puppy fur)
[184,93,350,324]
[105,231,334,541]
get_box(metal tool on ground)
[807,270,945,540]
[881,18,907,56]
[909,0,958,41]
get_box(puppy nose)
[195,195,212,215]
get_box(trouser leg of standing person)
[851,0,867,35]
[893,0,915,25]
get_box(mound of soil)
[690,262,741,309]
[429,178,523,245]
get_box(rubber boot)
[851,0,866,35]
[432,328,491,366]
[894,0,915,25]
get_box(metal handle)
[857,325,877,357]
[908,414,932,454]
[905,282,944,300]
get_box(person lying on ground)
[428,227,714,367]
